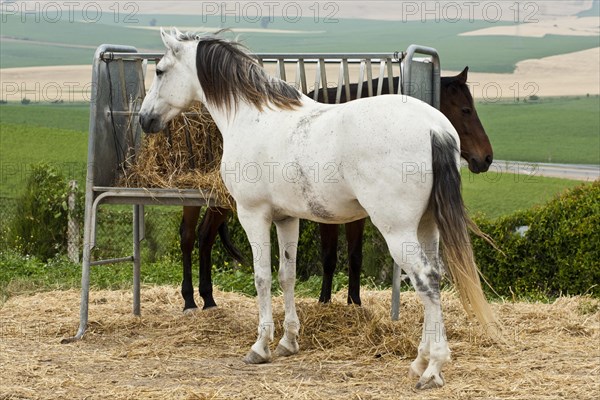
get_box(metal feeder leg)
[391,262,402,321]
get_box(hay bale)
[118,103,233,208]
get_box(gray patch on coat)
[297,165,334,220]
[414,251,441,300]
[292,109,326,142]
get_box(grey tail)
[430,130,502,341]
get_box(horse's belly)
[273,191,368,224]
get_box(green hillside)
[2,13,599,72]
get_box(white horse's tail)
[430,130,502,341]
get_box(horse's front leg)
[274,217,300,357]
[345,218,366,305]
[197,208,228,309]
[318,223,339,303]
[181,206,201,312]
[237,208,274,364]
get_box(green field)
[461,169,581,219]
[478,96,600,164]
[2,13,599,72]
[0,104,89,197]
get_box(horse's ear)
[457,67,469,85]
[160,27,181,53]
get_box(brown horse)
[180,67,492,310]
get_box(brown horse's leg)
[181,206,201,311]
[198,207,230,309]
[345,219,366,305]
[318,223,339,303]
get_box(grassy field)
[0,104,89,197]
[461,169,581,219]
[478,96,600,164]
[2,13,599,72]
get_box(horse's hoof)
[274,342,297,357]
[415,373,444,390]
[183,307,199,315]
[243,350,271,364]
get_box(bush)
[8,163,72,260]
[473,182,600,298]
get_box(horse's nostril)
[485,155,493,165]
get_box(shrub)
[473,182,600,298]
[8,163,71,260]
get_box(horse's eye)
[156,69,164,77]
[462,107,472,115]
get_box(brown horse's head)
[441,67,493,173]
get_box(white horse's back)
[221,94,457,224]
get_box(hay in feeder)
[118,103,233,209]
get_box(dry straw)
[1,287,598,399]
[118,102,234,209]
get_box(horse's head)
[139,28,201,133]
[441,67,493,173]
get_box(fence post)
[67,180,80,263]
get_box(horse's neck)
[201,102,254,139]
[201,96,311,140]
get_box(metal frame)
[62,44,440,343]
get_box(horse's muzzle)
[468,155,493,174]
[139,113,163,133]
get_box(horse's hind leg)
[181,206,201,311]
[197,207,229,309]
[318,223,339,303]
[405,209,449,389]
[345,219,365,305]
[370,210,449,389]
[274,217,301,357]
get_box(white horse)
[139,29,500,389]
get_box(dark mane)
[191,35,302,113]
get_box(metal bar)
[277,58,286,81]
[254,52,399,60]
[90,256,134,266]
[403,44,441,109]
[343,58,351,102]
[297,59,307,94]
[319,58,328,103]
[366,59,373,97]
[386,58,394,94]
[61,210,94,343]
[377,60,386,95]
[108,110,205,117]
[356,60,366,99]
[335,63,344,104]
[133,204,141,316]
[396,61,403,94]
[108,52,400,62]
[391,262,402,321]
[313,66,321,100]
